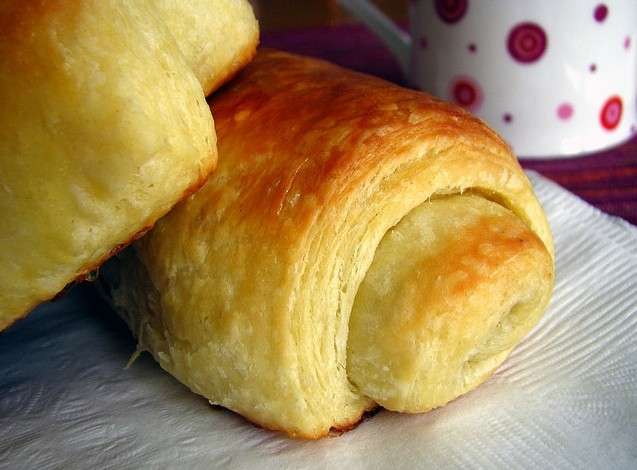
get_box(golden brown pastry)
[102,50,554,438]
[0,0,216,331]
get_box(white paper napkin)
[1,171,636,469]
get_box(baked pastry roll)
[0,0,259,330]
[0,0,215,330]
[102,50,554,438]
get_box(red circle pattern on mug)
[434,4,633,137]
[435,0,468,24]
[600,96,623,130]
[450,76,482,111]
[507,22,548,63]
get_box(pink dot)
[507,22,548,64]
[449,76,483,112]
[600,95,622,130]
[589,63,597,73]
[594,4,608,22]
[625,36,631,50]
[435,0,468,24]
[557,103,574,120]
[503,113,513,123]
[468,43,477,53]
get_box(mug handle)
[337,0,412,76]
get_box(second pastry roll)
[102,50,554,438]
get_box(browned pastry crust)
[102,50,554,438]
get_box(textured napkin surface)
[1,172,636,469]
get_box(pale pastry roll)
[0,0,216,330]
[102,50,554,438]
[154,0,259,96]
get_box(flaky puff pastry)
[102,50,554,438]
[155,0,259,96]
[0,0,219,331]
[0,0,260,331]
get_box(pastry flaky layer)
[102,50,554,438]
[0,0,258,330]
[155,0,259,96]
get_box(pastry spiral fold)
[101,50,554,438]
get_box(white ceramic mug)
[339,0,637,158]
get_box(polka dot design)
[557,103,574,120]
[450,77,482,111]
[600,96,622,130]
[507,22,548,63]
[594,4,608,22]
[435,0,468,24]
[437,3,632,135]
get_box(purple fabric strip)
[262,24,637,225]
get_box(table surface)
[262,24,637,226]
